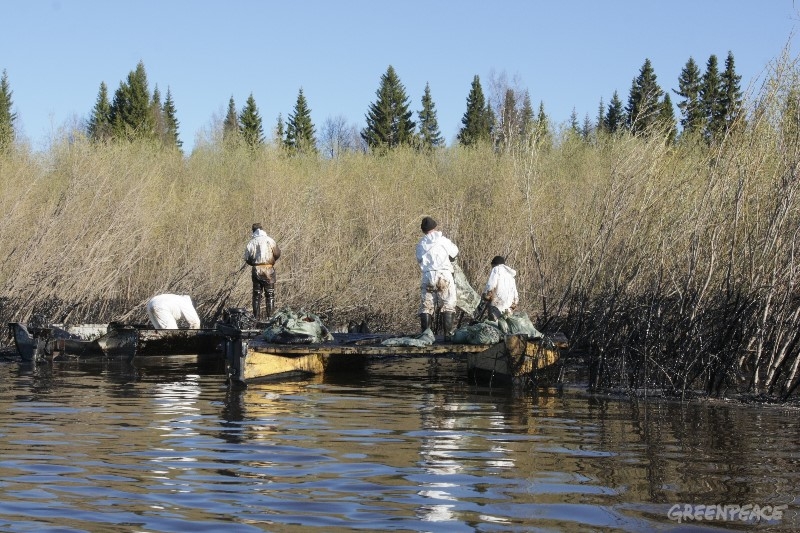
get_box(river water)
[0,355,796,532]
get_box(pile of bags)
[262,309,334,344]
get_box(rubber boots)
[252,291,262,321]
[442,311,455,342]
[419,313,432,333]
[266,287,275,318]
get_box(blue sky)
[3,1,798,153]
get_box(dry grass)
[2,55,800,400]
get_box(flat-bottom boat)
[8,322,223,363]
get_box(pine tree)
[626,58,663,134]
[605,91,625,133]
[596,97,606,135]
[285,88,317,154]
[0,69,16,151]
[162,87,181,149]
[150,85,165,144]
[658,93,677,144]
[110,61,155,141]
[417,82,444,150]
[700,54,724,141]
[223,96,240,147]
[519,91,535,140]
[457,75,492,146]
[674,56,705,135]
[87,81,112,143]
[239,93,264,149]
[361,65,415,150]
[274,113,285,147]
[497,88,519,151]
[719,51,743,133]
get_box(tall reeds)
[2,55,799,399]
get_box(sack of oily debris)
[262,309,334,344]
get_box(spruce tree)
[87,81,112,143]
[150,85,165,144]
[626,58,663,134]
[457,75,492,146]
[700,54,723,140]
[596,97,606,135]
[497,88,519,151]
[569,107,580,136]
[417,82,444,150]
[223,96,240,147]
[0,69,16,151]
[162,87,181,149]
[110,61,154,142]
[239,93,264,149]
[674,56,705,136]
[519,91,535,140]
[582,113,593,142]
[274,113,285,147]
[605,91,625,133]
[285,88,317,154]
[719,51,743,133]
[535,101,552,149]
[658,93,677,144]
[361,65,415,150]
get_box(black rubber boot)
[419,313,432,333]
[442,311,455,342]
[252,292,262,321]
[266,288,275,318]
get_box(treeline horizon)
[1,49,745,156]
[2,48,800,402]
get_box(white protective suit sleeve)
[416,231,459,272]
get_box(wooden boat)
[8,322,223,363]
[217,323,563,387]
[467,333,566,386]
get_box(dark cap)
[491,255,505,266]
[252,223,263,232]
[421,216,437,233]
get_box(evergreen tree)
[605,91,625,133]
[457,75,492,146]
[87,81,112,143]
[719,51,743,133]
[223,96,240,146]
[150,85,165,144]
[626,58,663,134]
[569,107,580,136]
[162,87,181,149]
[417,82,444,149]
[700,54,724,140]
[674,56,705,135]
[109,61,155,141]
[239,93,264,149]
[274,113,285,147]
[0,69,16,151]
[657,93,677,144]
[535,101,552,149]
[581,113,593,142]
[519,91,535,140]
[285,88,317,153]
[361,65,415,150]
[596,97,606,134]
[497,88,519,151]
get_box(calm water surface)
[0,356,797,532]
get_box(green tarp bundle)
[454,263,481,316]
[262,309,335,344]
[381,328,435,347]
[452,311,544,345]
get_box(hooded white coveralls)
[483,264,519,315]
[416,230,459,314]
[146,294,201,330]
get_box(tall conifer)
[605,91,625,133]
[700,54,723,140]
[361,65,415,150]
[457,75,492,146]
[719,51,743,133]
[285,88,317,154]
[674,57,705,135]
[162,87,181,149]
[626,58,663,134]
[87,81,112,143]
[223,96,240,147]
[0,69,16,151]
[417,82,444,150]
[239,93,264,149]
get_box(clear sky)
[3,1,798,153]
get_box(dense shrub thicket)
[2,56,800,400]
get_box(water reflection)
[0,358,797,531]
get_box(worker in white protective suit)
[244,223,281,320]
[416,216,459,341]
[145,294,201,329]
[482,255,519,320]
